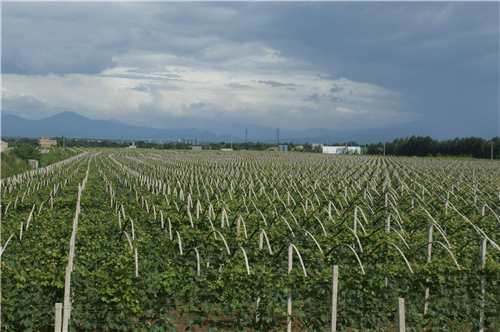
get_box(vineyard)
[1,150,499,331]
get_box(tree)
[11,143,42,161]
[17,138,39,146]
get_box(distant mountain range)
[1,111,215,142]
[2,111,442,144]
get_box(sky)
[1,1,499,139]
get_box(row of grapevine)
[1,150,499,331]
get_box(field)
[1,150,499,331]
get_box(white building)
[0,140,8,152]
[322,146,361,154]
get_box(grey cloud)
[287,87,296,91]
[3,94,47,111]
[189,102,210,109]
[317,74,336,80]
[304,93,345,103]
[2,6,127,75]
[1,2,248,76]
[330,86,344,93]
[125,68,183,79]
[1,94,66,120]
[258,80,296,88]
[303,93,322,103]
[100,73,185,82]
[330,96,346,102]
[227,83,251,89]
[132,85,149,92]
[2,2,497,138]
[131,83,183,92]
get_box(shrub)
[11,143,42,161]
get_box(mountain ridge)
[2,111,453,144]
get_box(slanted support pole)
[330,265,338,332]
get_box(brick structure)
[38,136,57,148]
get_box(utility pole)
[492,141,494,160]
[63,135,65,149]
[245,129,248,143]
[383,140,386,157]
[231,133,233,150]
[276,128,280,145]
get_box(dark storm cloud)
[1,2,237,75]
[2,3,133,75]
[258,81,296,88]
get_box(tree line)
[365,136,500,159]
[2,135,499,159]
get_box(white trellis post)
[62,266,72,332]
[397,298,405,332]
[424,223,433,315]
[287,245,293,332]
[330,265,338,332]
[135,247,139,278]
[55,303,63,332]
[479,237,486,332]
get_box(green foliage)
[1,151,499,331]
[367,135,500,159]
[11,143,42,161]
[39,148,79,167]
[1,152,32,179]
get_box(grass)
[1,152,32,179]
[39,148,79,167]
[1,148,81,179]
